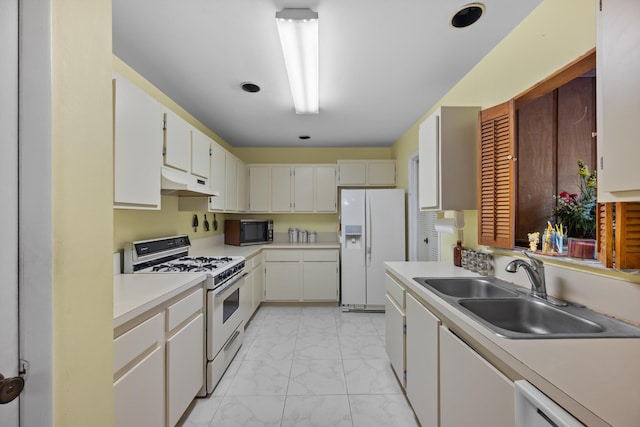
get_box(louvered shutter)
[597,203,614,268]
[478,100,516,248]
[615,203,640,269]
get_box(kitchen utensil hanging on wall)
[213,214,218,231]
[203,214,210,232]
[192,214,199,232]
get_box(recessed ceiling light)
[299,135,311,140]
[451,3,485,28]
[240,82,261,93]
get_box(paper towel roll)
[434,218,456,234]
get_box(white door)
[1,0,21,424]
[409,153,439,261]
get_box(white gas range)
[124,235,246,395]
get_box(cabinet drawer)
[114,312,164,374]
[264,250,299,262]
[385,274,405,308]
[302,250,337,262]
[167,288,203,332]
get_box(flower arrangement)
[553,160,597,239]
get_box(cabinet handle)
[506,154,517,162]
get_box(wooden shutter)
[597,203,614,268]
[615,202,640,269]
[478,100,516,248]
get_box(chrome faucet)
[505,251,548,300]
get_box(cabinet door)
[337,161,366,186]
[166,314,204,427]
[478,101,516,248]
[419,112,439,209]
[271,166,293,212]
[367,160,396,186]
[164,110,191,172]
[265,262,299,300]
[225,153,238,211]
[253,261,264,311]
[440,326,515,427]
[384,294,405,388]
[406,293,440,427]
[237,159,248,212]
[114,346,165,427]
[113,76,163,209]
[209,143,226,211]
[302,262,338,300]
[249,165,271,212]
[191,129,211,179]
[293,166,314,212]
[598,1,640,196]
[315,165,337,212]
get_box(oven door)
[207,272,247,360]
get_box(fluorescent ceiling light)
[276,8,319,114]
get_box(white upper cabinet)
[271,166,293,212]
[247,164,338,213]
[315,165,337,212]
[293,166,314,212]
[337,159,396,186]
[113,74,163,210]
[209,142,226,211]
[248,165,271,212]
[237,158,248,212]
[225,153,238,211]
[419,106,479,211]
[191,129,211,180]
[163,110,191,172]
[597,0,640,201]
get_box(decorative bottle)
[453,240,463,267]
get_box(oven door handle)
[214,272,248,298]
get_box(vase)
[567,237,597,259]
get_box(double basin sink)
[412,277,640,339]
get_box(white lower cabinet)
[264,249,338,302]
[406,293,440,427]
[114,286,204,427]
[166,313,204,427]
[384,273,406,387]
[439,326,515,427]
[114,311,165,427]
[245,253,264,314]
[384,294,405,386]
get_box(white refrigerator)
[340,189,406,308]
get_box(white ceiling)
[112,0,542,148]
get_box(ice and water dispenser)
[344,225,363,248]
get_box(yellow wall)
[391,0,596,261]
[52,0,114,425]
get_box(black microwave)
[224,219,274,246]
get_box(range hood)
[161,167,219,197]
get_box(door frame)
[19,1,54,425]
[408,152,419,261]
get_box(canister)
[309,231,317,243]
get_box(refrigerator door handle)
[366,196,372,266]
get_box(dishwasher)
[514,380,585,427]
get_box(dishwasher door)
[514,380,585,427]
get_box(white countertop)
[385,261,640,427]
[113,272,206,329]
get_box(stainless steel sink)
[458,298,604,336]
[413,277,518,298]
[412,276,640,339]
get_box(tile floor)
[179,304,420,427]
